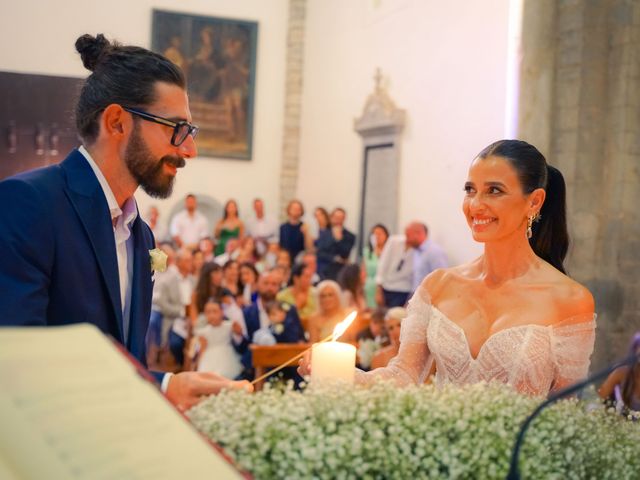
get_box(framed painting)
[152,10,258,159]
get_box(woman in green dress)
[214,199,245,256]
[363,223,389,308]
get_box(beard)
[124,126,185,199]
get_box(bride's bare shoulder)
[546,267,595,323]
[418,259,480,300]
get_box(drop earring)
[526,216,534,239]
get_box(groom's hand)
[165,371,253,412]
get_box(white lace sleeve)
[549,314,597,392]
[355,289,432,386]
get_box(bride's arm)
[355,289,433,386]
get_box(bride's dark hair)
[476,139,569,274]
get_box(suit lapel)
[61,150,124,341]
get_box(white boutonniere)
[273,323,285,335]
[149,248,168,273]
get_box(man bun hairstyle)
[74,33,186,144]
[477,139,569,274]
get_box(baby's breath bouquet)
[188,381,640,479]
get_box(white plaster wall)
[0,0,288,228]
[297,0,511,265]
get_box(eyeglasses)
[122,106,199,146]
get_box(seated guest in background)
[189,262,241,330]
[161,250,196,368]
[277,263,317,332]
[214,237,240,266]
[599,363,640,413]
[194,298,243,379]
[236,236,259,264]
[370,307,407,369]
[406,222,448,291]
[363,224,389,308]
[271,264,290,290]
[255,241,279,273]
[308,280,355,343]
[356,308,388,370]
[337,263,367,312]
[147,242,177,364]
[198,236,216,263]
[239,262,259,306]
[312,206,331,243]
[375,225,416,307]
[246,198,278,256]
[302,251,321,285]
[171,194,209,249]
[316,207,356,280]
[252,301,305,345]
[192,249,205,281]
[214,199,244,256]
[279,199,313,263]
[146,205,168,244]
[222,259,241,297]
[276,249,292,285]
[233,270,303,376]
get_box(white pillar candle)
[311,342,356,383]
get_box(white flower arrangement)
[188,381,640,479]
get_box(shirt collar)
[416,238,430,252]
[78,146,138,225]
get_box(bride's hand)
[297,349,312,377]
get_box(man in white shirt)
[376,222,448,306]
[245,198,278,255]
[375,233,414,307]
[170,194,209,249]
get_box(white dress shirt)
[79,146,137,343]
[170,209,209,246]
[375,235,413,293]
[245,214,279,242]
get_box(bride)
[301,139,596,396]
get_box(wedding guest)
[316,208,356,281]
[195,298,243,379]
[146,205,168,244]
[233,270,304,375]
[363,224,389,308]
[252,301,305,345]
[313,206,331,241]
[214,199,244,256]
[236,236,259,264]
[370,307,407,369]
[375,226,417,308]
[302,140,596,397]
[171,194,209,249]
[222,260,241,297]
[214,237,241,266]
[405,222,448,291]
[337,263,367,312]
[198,236,216,263]
[239,262,259,306]
[190,262,237,328]
[165,250,196,368]
[192,249,205,280]
[599,363,640,413]
[307,280,354,343]
[246,198,278,255]
[302,251,321,285]
[276,249,292,286]
[277,263,317,331]
[279,199,312,263]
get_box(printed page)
[0,324,243,480]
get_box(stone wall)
[279,0,307,219]
[519,0,640,369]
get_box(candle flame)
[331,311,357,342]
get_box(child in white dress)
[195,298,243,379]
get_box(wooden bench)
[250,343,310,391]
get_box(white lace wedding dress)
[356,288,596,396]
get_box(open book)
[0,324,244,479]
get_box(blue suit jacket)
[0,149,155,368]
[237,301,305,370]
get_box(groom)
[0,34,249,411]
